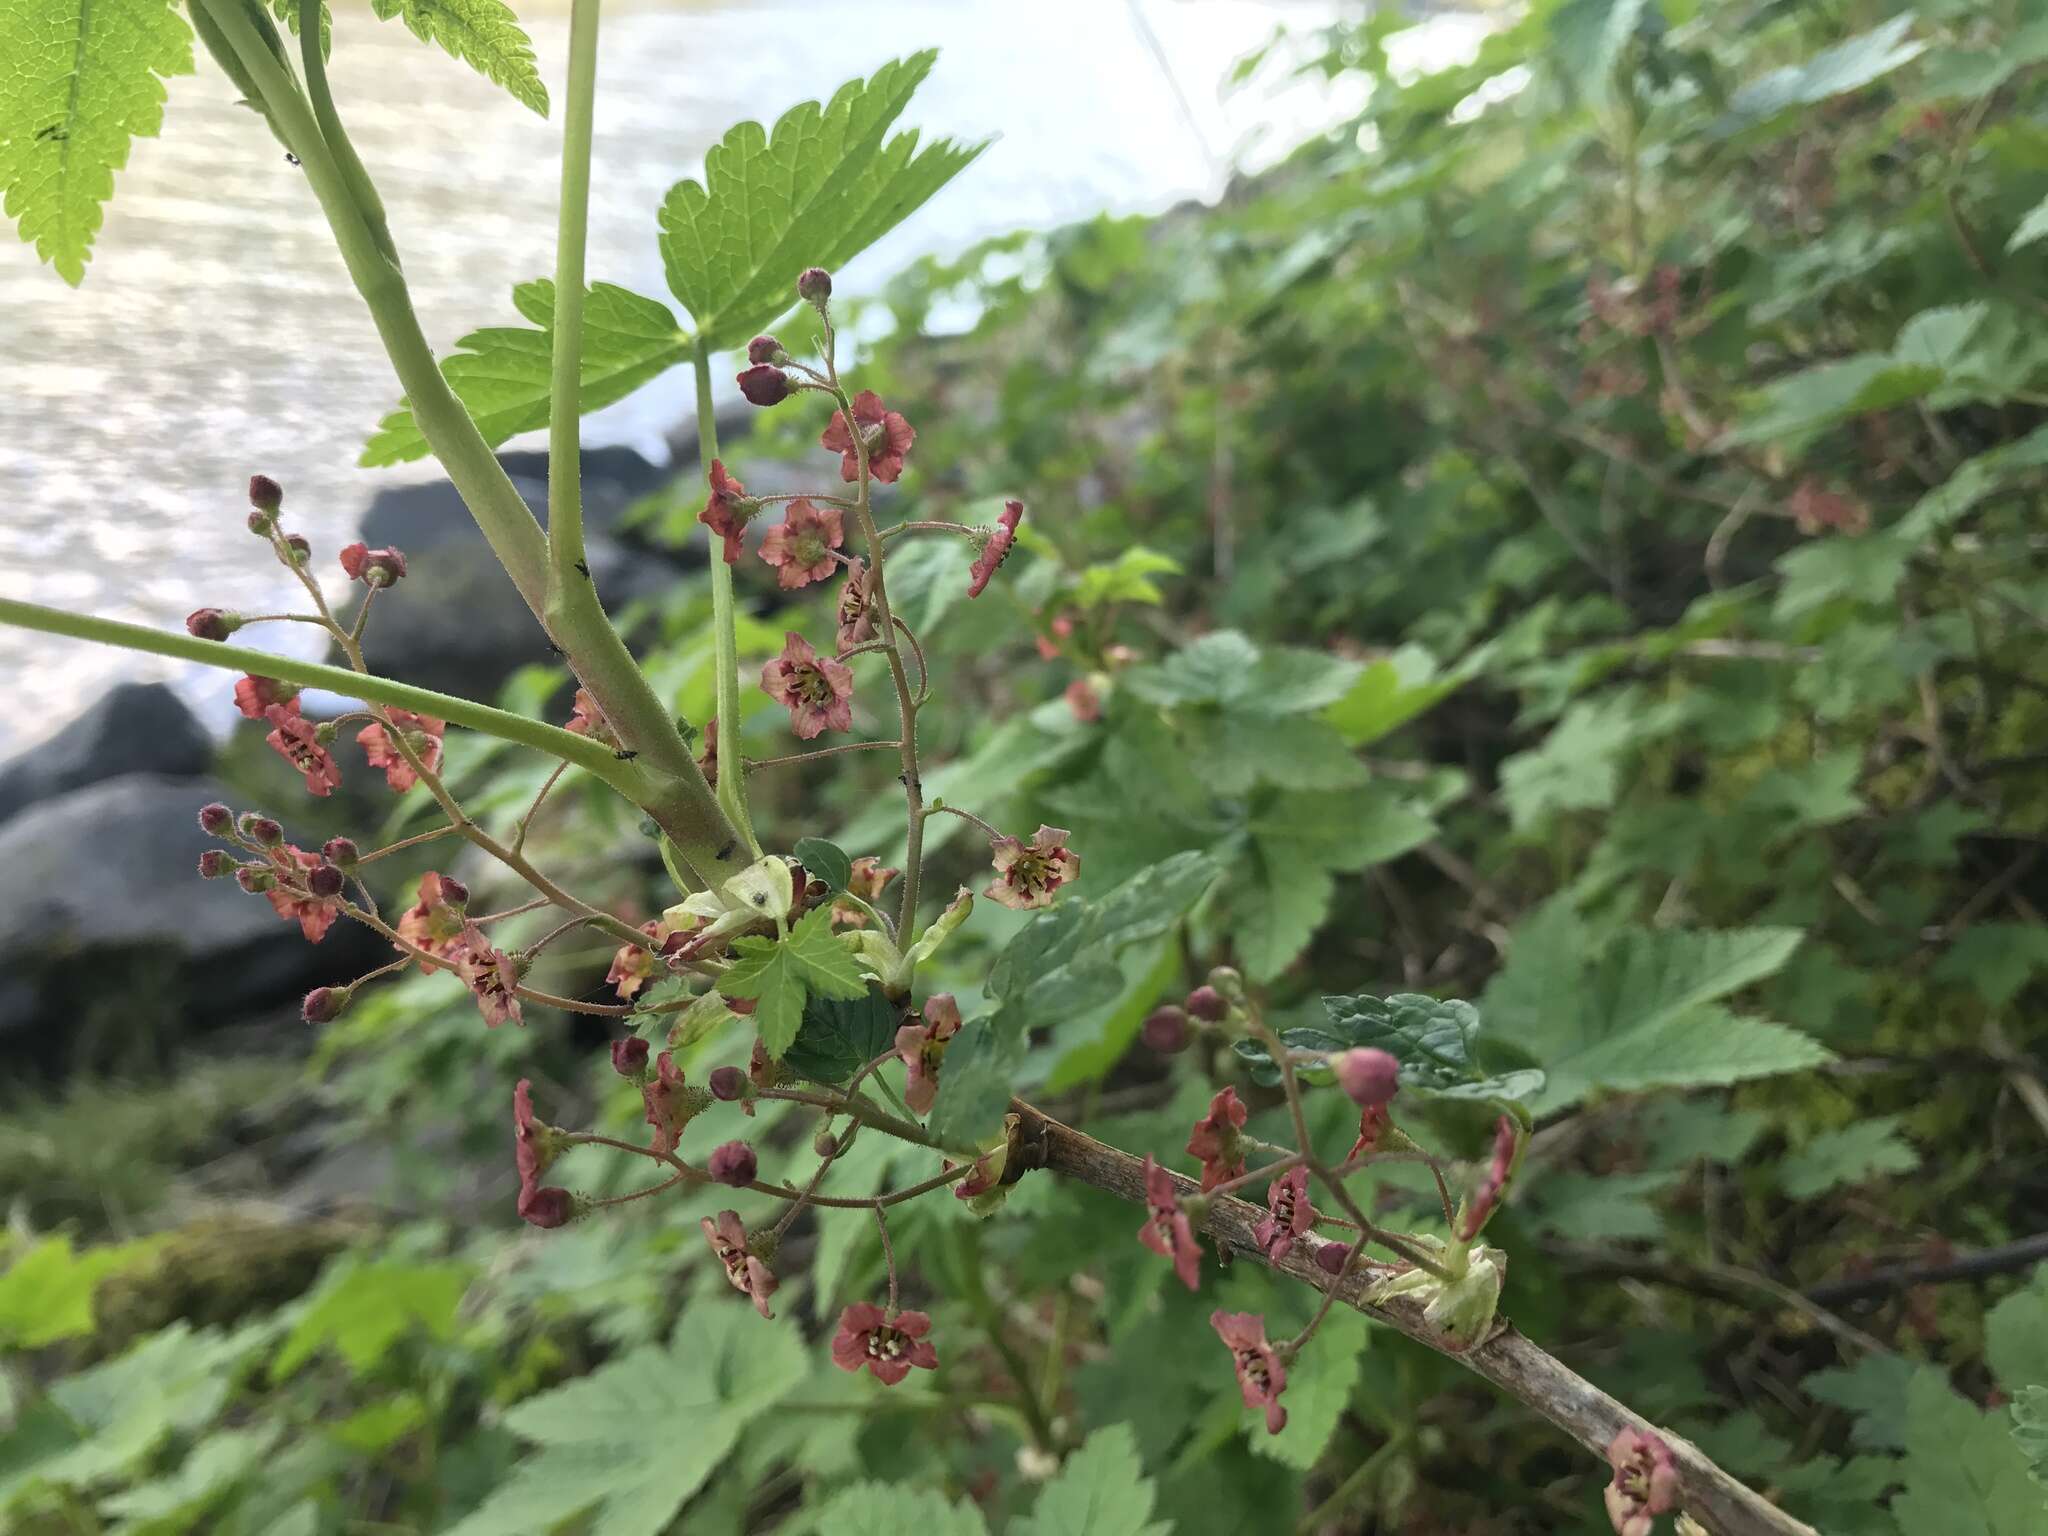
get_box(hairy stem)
[694,343,762,859]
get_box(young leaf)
[1889,1371,2043,1536]
[0,0,195,285]
[718,907,869,1059]
[657,52,990,351]
[793,836,854,894]
[443,1300,805,1536]
[1778,1117,1918,1199]
[806,1482,992,1536]
[270,1258,469,1381]
[360,0,547,114]
[0,1234,166,1349]
[362,281,689,465]
[1015,1422,1174,1536]
[782,985,898,1085]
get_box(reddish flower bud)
[197,849,235,879]
[198,802,234,836]
[303,862,344,898]
[1313,1240,1351,1276]
[1141,1004,1190,1054]
[737,364,795,407]
[708,1065,746,1101]
[1186,985,1228,1022]
[247,511,274,536]
[708,1140,757,1187]
[339,542,408,587]
[186,608,239,641]
[747,335,784,365]
[436,875,470,908]
[812,1127,841,1157]
[322,836,359,869]
[609,1036,650,1076]
[1332,1047,1400,1109]
[302,985,349,1023]
[519,1186,576,1229]
[235,865,276,894]
[282,534,311,565]
[248,473,284,513]
[797,266,833,304]
[239,813,283,847]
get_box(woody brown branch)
[1008,1101,1818,1536]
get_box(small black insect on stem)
[35,125,66,142]
[613,749,639,761]
[545,641,565,656]
[574,561,590,578]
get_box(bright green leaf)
[1890,1370,2043,1535]
[1017,1422,1175,1534]
[1245,1311,1370,1472]
[0,1235,164,1349]
[807,1482,991,1536]
[2011,1387,2048,1492]
[2008,194,2048,254]
[1987,1272,2048,1395]
[270,1258,468,1381]
[368,0,546,114]
[1323,644,1458,745]
[783,985,898,1085]
[719,907,870,1059]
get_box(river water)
[0,0,1484,751]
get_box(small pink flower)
[396,871,470,973]
[339,542,408,587]
[708,1140,757,1187]
[1604,1427,1678,1536]
[1138,1156,1201,1290]
[1065,679,1102,723]
[264,705,341,797]
[832,1303,938,1385]
[563,688,618,746]
[820,390,915,483]
[454,921,522,1028]
[1212,1310,1289,1435]
[832,855,899,927]
[758,499,845,589]
[702,1210,778,1318]
[233,675,298,720]
[948,1150,1002,1201]
[699,459,757,564]
[836,558,876,649]
[1346,1102,1392,1162]
[967,500,1024,599]
[642,1049,689,1156]
[357,709,445,793]
[895,994,962,1115]
[1333,1047,1400,1109]
[1457,1115,1519,1241]
[1185,1086,1248,1192]
[262,845,343,943]
[1253,1166,1315,1263]
[985,825,1080,910]
[1789,477,1869,537]
[513,1078,573,1229]
[607,920,669,1000]
[761,631,854,739]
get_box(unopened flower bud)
[1141,1004,1190,1054]
[1206,966,1247,1005]
[437,875,470,908]
[796,266,832,304]
[709,1065,746,1101]
[186,608,239,641]
[282,534,311,565]
[1313,1240,1351,1276]
[812,1127,840,1158]
[198,802,235,836]
[746,335,785,365]
[736,364,795,407]
[197,849,235,878]
[302,985,349,1023]
[306,862,346,898]
[322,836,359,869]
[235,865,276,894]
[248,473,284,513]
[1186,985,1229,1023]
[1332,1047,1400,1109]
[339,542,408,587]
[611,1036,650,1076]
[708,1140,757,1187]
[247,510,275,536]
[239,812,283,847]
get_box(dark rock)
[359,445,673,552]
[0,774,379,1073]
[0,682,212,828]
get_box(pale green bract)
[0,0,195,285]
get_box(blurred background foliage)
[5,0,2048,1530]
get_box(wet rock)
[0,682,212,828]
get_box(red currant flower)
[1253,1165,1315,1263]
[947,1148,1004,1201]
[699,459,759,564]
[563,687,619,746]
[835,558,876,649]
[1138,1156,1201,1291]
[761,631,854,739]
[357,709,445,793]
[985,824,1080,910]
[455,921,523,1029]
[233,675,299,720]
[513,1078,574,1229]
[339,542,408,587]
[1186,1085,1248,1192]
[1604,1427,1678,1536]
[1346,1102,1392,1162]
[1456,1115,1520,1241]
[832,854,900,927]
[831,1303,938,1384]
[820,389,916,483]
[757,498,845,589]
[701,1210,778,1319]
[264,704,341,797]
[1212,1310,1289,1435]
[396,871,470,973]
[967,499,1024,599]
[262,845,343,943]
[607,920,670,1000]
[895,993,962,1115]
[642,1049,690,1156]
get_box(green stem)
[193,0,742,887]
[694,342,761,858]
[295,2,396,264]
[0,598,636,787]
[546,0,600,598]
